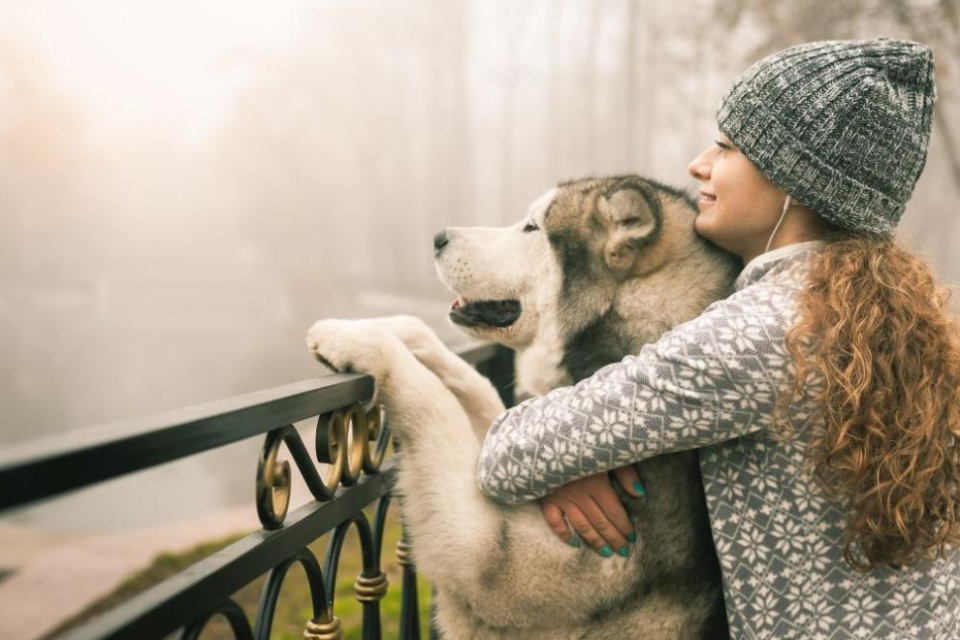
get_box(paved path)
[0,506,260,639]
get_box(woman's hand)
[541,464,645,557]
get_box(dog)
[307,174,740,638]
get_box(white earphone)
[764,195,792,254]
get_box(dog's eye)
[523,221,539,233]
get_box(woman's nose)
[687,152,711,181]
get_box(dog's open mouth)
[449,297,521,328]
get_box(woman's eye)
[523,221,539,232]
[715,140,731,153]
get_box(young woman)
[476,38,960,637]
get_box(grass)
[47,501,434,639]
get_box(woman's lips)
[699,195,716,207]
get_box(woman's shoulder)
[637,274,803,362]
[628,247,824,364]
[717,250,817,320]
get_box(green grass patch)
[48,501,433,640]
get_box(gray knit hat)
[716,38,937,235]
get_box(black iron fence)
[0,341,516,640]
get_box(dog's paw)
[306,319,395,378]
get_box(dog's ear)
[597,178,662,273]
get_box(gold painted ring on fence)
[354,570,388,602]
[340,404,366,487]
[316,411,347,493]
[256,431,292,525]
[396,539,414,567]
[362,405,383,473]
[304,615,342,640]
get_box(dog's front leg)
[349,315,508,442]
[307,319,617,633]
[306,317,505,554]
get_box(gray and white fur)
[307,175,740,638]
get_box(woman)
[476,38,960,637]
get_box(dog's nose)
[433,230,449,255]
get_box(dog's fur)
[307,175,740,638]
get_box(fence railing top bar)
[1,375,366,466]
[61,461,397,640]
[0,374,375,512]
[0,340,504,513]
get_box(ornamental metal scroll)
[256,403,388,529]
[323,509,389,639]
[179,598,254,640]
[253,548,338,640]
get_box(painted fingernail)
[569,537,581,548]
[600,545,612,558]
[627,531,637,543]
[633,481,646,496]
[618,546,630,557]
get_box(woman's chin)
[693,213,716,241]
[694,216,740,255]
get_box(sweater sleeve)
[475,297,793,505]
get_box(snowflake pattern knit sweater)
[476,240,960,639]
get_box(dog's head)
[434,174,718,354]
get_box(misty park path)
[0,505,260,640]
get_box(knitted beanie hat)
[716,38,937,235]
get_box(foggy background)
[1,0,959,533]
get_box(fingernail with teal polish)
[633,481,646,496]
[627,531,636,543]
[618,546,630,557]
[600,545,612,558]
[569,536,581,548]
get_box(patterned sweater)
[476,240,960,639]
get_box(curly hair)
[774,232,960,572]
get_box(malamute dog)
[307,175,739,638]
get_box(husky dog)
[307,175,739,639]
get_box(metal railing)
[0,340,516,640]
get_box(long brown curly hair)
[774,231,960,572]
